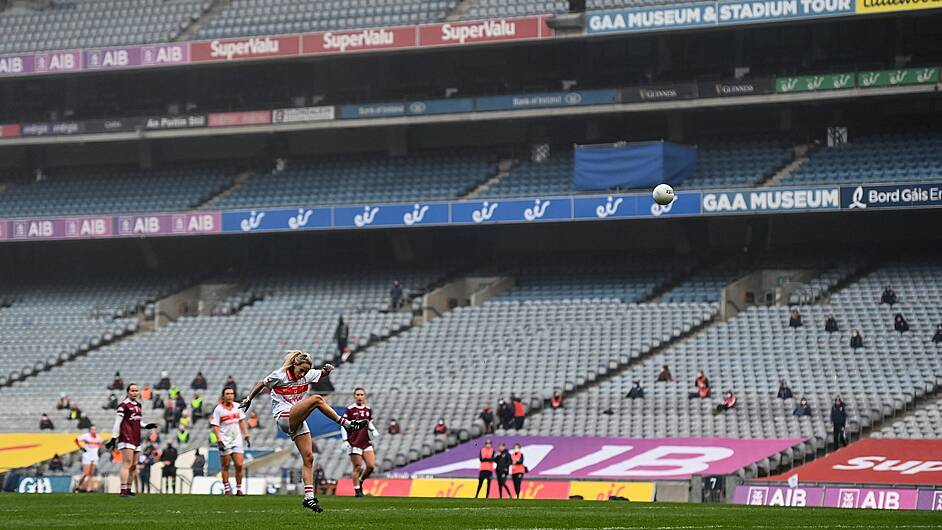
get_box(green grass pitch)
[1,494,939,529]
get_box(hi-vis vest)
[479,447,495,471]
[511,450,525,475]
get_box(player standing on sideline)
[510,443,527,499]
[475,439,495,498]
[241,351,367,513]
[104,384,157,497]
[341,387,378,497]
[74,425,102,492]
[210,387,250,496]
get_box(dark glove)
[245,436,251,449]
[143,423,158,430]
[105,437,117,450]
[217,441,226,452]
[239,398,252,412]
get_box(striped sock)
[304,485,314,499]
[121,483,128,493]
[223,483,231,494]
[236,483,243,494]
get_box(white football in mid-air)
[653,183,675,206]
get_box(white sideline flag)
[787,474,799,488]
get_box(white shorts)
[117,442,141,452]
[219,440,245,456]
[348,445,374,456]
[276,415,311,440]
[81,453,99,466]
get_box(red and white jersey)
[210,402,245,446]
[76,433,102,456]
[264,367,321,420]
[341,404,373,449]
[114,398,143,446]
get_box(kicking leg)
[289,394,354,432]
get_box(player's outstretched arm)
[240,379,267,411]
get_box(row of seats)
[0,164,237,218]
[0,0,206,54]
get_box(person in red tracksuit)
[510,443,526,498]
[475,439,495,498]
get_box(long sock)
[304,484,315,499]
[237,482,243,495]
[223,482,231,494]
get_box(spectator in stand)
[168,384,181,401]
[479,404,495,433]
[831,397,848,449]
[825,313,839,333]
[881,286,898,306]
[77,415,92,429]
[190,393,204,422]
[933,324,942,345]
[56,393,70,410]
[67,404,82,422]
[160,441,178,494]
[173,394,186,423]
[713,389,737,415]
[223,375,238,398]
[140,384,153,401]
[335,316,350,358]
[850,329,864,350]
[512,396,526,430]
[190,371,208,391]
[788,308,803,328]
[550,391,564,409]
[139,447,155,494]
[656,364,674,383]
[176,425,190,445]
[387,419,401,435]
[39,413,55,430]
[162,404,175,434]
[433,419,448,435]
[48,454,64,472]
[626,380,645,399]
[777,380,793,400]
[156,371,171,391]
[248,410,261,430]
[793,397,812,417]
[103,393,118,410]
[191,449,205,477]
[179,409,191,430]
[152,392,165,409]
[108,371,124,391]
[688,370,711,399]
[390,281,403,310]
[147,427,160,446]
[894,313,910,335]
[497,399,513,430]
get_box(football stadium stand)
[206,151,498,210]
[520,255,942,473]
[0,164,237,218]
[0,0,207,54]
[780,130,942,186]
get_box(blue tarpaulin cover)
[573,141,697,191]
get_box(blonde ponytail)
[282,350,313,370]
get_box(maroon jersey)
[343,404,372,449]
[116,398,143,446]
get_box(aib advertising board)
[395,436,802,480]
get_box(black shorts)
[478,470,493,480]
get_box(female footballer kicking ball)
[211,387,250,496]
[241,350,367,512]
